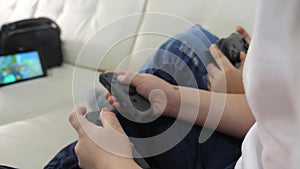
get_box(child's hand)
[206,26,251,94]
[207,44,246,94]
[104,71,181,117]
[69,107,140,169]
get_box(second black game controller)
[205,33,249,68]
[99,72,152,122]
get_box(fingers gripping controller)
[99,72,152,122]
[205,33,249,68]
[85,111,151,169]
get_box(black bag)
[0,17,63,68]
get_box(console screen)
[0,51,46,86]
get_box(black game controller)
[85,111,102,126]
[206,33,249,68]
[99,72,152,121]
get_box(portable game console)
[0,50,46,87]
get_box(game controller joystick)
[99,72,152,121]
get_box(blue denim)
[44,142,78,169]
[43,25,240,169]
[140,25,218,89]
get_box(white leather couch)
[0,0,257,168]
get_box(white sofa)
[0,0,257,168]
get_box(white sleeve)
[238,0,300,168]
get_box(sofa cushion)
[0,105,77,168]
[51,0,147,70]
[0,64,105,125]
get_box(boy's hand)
[104,71,181,117]
[207,26,251,94]
[69,107,140,169]
[207,44,246,94]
